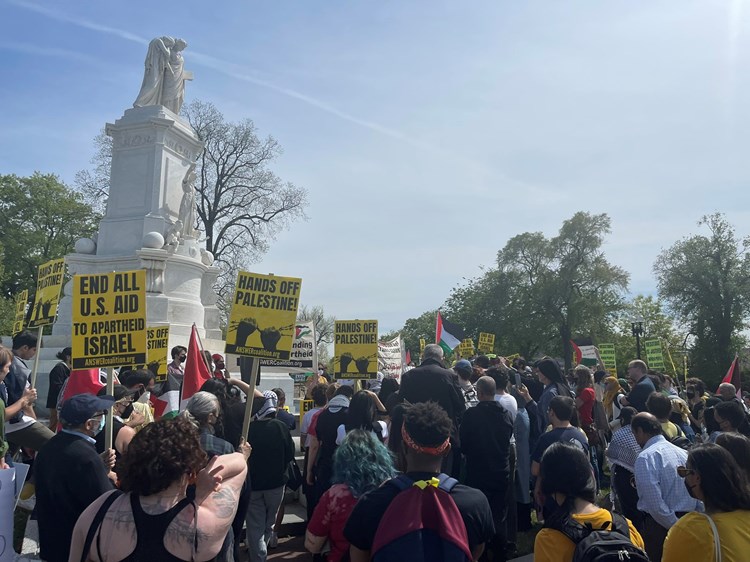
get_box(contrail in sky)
[7,0,433,149]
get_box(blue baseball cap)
[60,393,115,425]
[453,359,473,377]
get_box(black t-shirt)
[344,471,494,553]
[46,362,70,409]
[531,426,589,464]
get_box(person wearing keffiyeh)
[246,389,294,562]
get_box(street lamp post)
[631,316,644,359]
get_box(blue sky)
[2,0,749,334]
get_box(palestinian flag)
[571,338,600,368]
[718,355,741,398]
[153,372,181,420]
[436,312,465,355]
[181,324,211,409]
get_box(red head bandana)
[401,423,450,456]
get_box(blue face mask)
[95,416,105,435]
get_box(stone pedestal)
[52,105,223,350]
[97,105,202,256]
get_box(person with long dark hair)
[534,442,644,561]
[336,390,388,444]
[663,444,750,562]
[305,430,396,562]
[534,358,573,433]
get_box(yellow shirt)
[663,510,750,562]
[661,421,680,440]
[534,508,644,562]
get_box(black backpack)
[546,509,650,562]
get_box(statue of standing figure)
[178,163,199,239]
[133,36,193,114]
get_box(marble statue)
[133,36,193,113]
[178,163,199,238]
[165,220,182,251]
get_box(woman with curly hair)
[69,417,250,562]
[305,429,396,562]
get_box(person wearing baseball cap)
[34,393,117,562]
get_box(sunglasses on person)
[676,466,695,478]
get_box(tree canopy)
[655,213,750,385]
[443,212,629,370]
[0,173,99,299]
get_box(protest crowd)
[1,325,749,562]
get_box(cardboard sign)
[134,326,170,382]
[260,321,317,373]
[378,335,403,380]
[644,339,666,371]
[598,343,617,372]
[334,320,378,380]
[419,338,426,353]
[478,332,495,353]
[225,272,302,360]
[28,258,65,328]
[71,270,147,369]
[12,290,27,336]
[459,338,474,358]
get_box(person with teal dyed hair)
[305,429,396,562]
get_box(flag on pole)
[405,350,411,366]
[59,369,107,404]
[571,339,600,368]
[181,324,211,409]
[436,312,464,355]
[152,372,181,419]
[718,354,741,398]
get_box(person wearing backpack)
[344,401,494,562]
[534,441,646,562]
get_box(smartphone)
[514,371,522,388]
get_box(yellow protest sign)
[459,338,474,358]
[71,270,147,369]
[598,343,617,372]
[134,326,170,382]
[226,272,302,359]
[28,258,65,328]
[13,290,28,335]
[478,332,495,353]
[419,338,426,353]
[334,320,378,380]
[299,399,314,426]
[644,339,666,371]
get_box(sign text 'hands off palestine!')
[334,320,378,380]
[29,258,65,328]
[72,270,147,369]
[226,272,302,359]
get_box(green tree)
[444,268,556,358]
[654,213,750,386]
[399,310,438,361]
[0,173,99,300]
[497,212,629,370]
[600,295,685,378]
